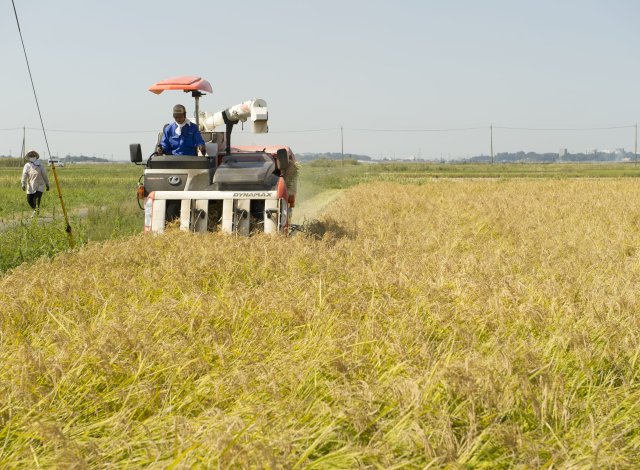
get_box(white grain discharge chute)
[200,99,269,135]
[130,76,298,236]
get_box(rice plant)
[1,178,639,467]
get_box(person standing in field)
[21,150,50,217]
[156,104,206,156]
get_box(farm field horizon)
[3,160,640,273]
[3,159,638,274]
[2,164,640,466]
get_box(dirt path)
[292,189,342,223]
[0,208,89,233]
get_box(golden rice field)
[2,177,640,467]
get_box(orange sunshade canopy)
[148,76,213,94]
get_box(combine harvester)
[130,76,298,235]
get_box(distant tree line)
[468,150,635,163]
[62,155,110,163]
[0,157,21,167]
[0,155,110,166]
[297,152,372,162]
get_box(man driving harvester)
[156,104,206,156]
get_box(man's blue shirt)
[160,121,205,155]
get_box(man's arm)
[193,125,206,156]
[158,124,172,155]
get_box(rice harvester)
[130,76,298,235]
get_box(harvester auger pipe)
[200,99,269,154]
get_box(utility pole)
[20,125,25,164]
[490,124,494,165]
[341,125,344,166]
[635,123,637,165]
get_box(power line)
[0,127,157,134]
[1,124,638,135]
[25,127,158,134]
[268,128,339,133]
[1,126,337,134]
[346,126,485,132]
[494,125,635,131]
[12,0,52,159]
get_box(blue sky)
[1,0,638,160]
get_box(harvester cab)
[130,76,297,235]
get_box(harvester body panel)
[141,150,295,236]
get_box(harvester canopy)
[148,76,213,95]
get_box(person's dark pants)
[27,191,43,210]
